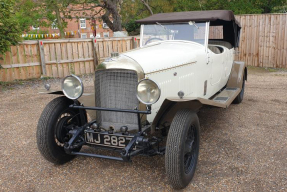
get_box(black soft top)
[137,10,241,48]
[136,10,240,26]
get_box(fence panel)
[0,41,41,81]
[235,14,287,68]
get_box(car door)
[209,48,224,86]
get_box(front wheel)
[165,109,200,189]
[36,96,87,164]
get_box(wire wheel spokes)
[184,125,197,174]
[54,110,80,146]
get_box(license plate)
[85,131,133,148]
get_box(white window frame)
[103,32,109,38]
[204,22,210,53]
[96,33,101,38]
[81,33,87,39]
[140,25,144,47]
[103,23,109,29]
[80,18,86,29]
[90,34,94,38]
[32,26,39,30]
[51,20,58,29]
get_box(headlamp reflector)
[137,79,160,105]
[62,75,84,100]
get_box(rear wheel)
[165,109,200,189]
[37,96,87,164]
[233,73,246,104]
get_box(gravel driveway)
[0,67,286,191]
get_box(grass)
[0,77,54,92]
[0,73,94,92]
[247,66,287,74]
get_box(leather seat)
[208,46,221,54]
[209,40,233,49]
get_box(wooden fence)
[235,14,287,68]
[0,13,287,82]
[0,37,140,81]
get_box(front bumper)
[64,104,165,162]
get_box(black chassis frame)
[63,101,166,162]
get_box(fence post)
[132,37,137,49]
[38,40,47,76]
[92,38,99,68]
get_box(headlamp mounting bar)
[69,104,151,114]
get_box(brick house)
[29,6,114,38]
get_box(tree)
[203,0,286,14]
[14,0,43,32]
[0,0,22,68]
[42,0,70,38]
[252,0,287,13]
[71,0,124,32]
[140,0,153,15]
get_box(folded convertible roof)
[136,10,240,26]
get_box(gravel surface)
[0,67,286,192]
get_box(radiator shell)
[95,69,139,132]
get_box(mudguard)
[39,89,96,120]
[151,61,247,133]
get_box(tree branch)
[68,4,104,12]
[101,10,114,31]
[140,0,153,15]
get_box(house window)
[32,26,39,30]
[103,32,109,38]
[81,33,87,38]
[103,23,109,29]
[90,34,94,38]
[80,18,86,28]
[96,33,101,38]
[52,20,58,29]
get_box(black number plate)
[85,131,133,148]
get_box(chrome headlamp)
[62,74,84,100]
[136,79,161,105]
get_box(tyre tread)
[37,96,75,164]
[165,109,199,189]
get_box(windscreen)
[141,22,207,46]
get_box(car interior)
[208,40,233,54]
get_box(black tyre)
[165,109,200,189]
[233,73,246,104]
[37,96,87,164]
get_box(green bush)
[0,0,22,66]
[123,19,141,36]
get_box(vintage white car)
[37,10,246,189]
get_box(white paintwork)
[122,40,234,122]
[113,22,234,122]
[123,41,200,74]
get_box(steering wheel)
[145,37,164,45]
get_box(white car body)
[38,11,246,189]
[122,31,234,121]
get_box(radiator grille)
[95,69,139,131]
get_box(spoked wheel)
[37,96,87,164]
[55,110,81,146]
[165,109,200,189]
[183,126,198,175]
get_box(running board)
[211,87,240,108]
[184,87,241,108]
[166,87,241,109]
